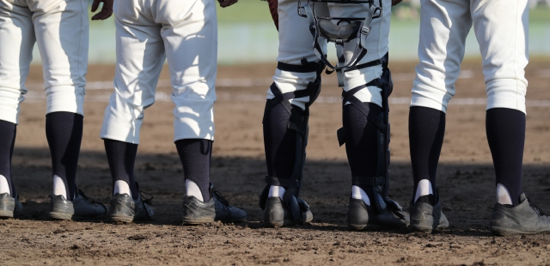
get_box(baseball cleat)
[263,196,313,227]
[109,193,153,223]
[182,189,247,225]
[490,193,550,236]
[347,198,408,231]
[50,189,107,220]
[0,193,23,219]
[409,195,449,233]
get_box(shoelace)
[527,197,547,216]
[139,190,153,205]
[135,182,153,205]
[213,190,230,207]
[77,189,98,203]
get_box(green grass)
[217,1,273,23]
[530,6,550,23]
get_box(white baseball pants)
[100,0,217,144]
[0,0,88,124]
[411,0,529,113]
[268,0,392,109]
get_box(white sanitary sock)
[414,179,434,203]
[113,180,132,198]
[186,179,204,202]
[496,183,513,205]
[351,185,370,206]
[268,185,285,200]
[0,175,10,195]
[53,175,67,198]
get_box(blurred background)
[31,0,550,64]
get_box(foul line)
[20,70,550,107]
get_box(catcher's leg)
[259,60,324,227]
[339,62,407,230]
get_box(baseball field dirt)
[2,59,550,265]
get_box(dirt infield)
[2,59,550,265]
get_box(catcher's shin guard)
[259,61,324,223]
[337,56,404,217]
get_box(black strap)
[278,61,322,73]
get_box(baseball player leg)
[156,0,245,224]
[162,0,217,203]
[471,0,528,206]
[258,0,325,227]
[176,140,212,203]
[0,1,37,218]
[471,0,549,236]
[45,112,82,201]
[326,0,406,230]
[486,109,524,205]
[408,106,445,203]
[31,0,107,220]
[0,120,16,196]
[407,0,472,233]
[101,0,166,223]
[0,120,22,218]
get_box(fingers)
[391,0,403,6]
[91,0,114,20]
[218,0,238,8]
[91,0,99,12]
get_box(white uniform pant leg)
[267,0,326,110]
[100,1,165,144]
[156,0,216,142]
[330,0,392,107]
[0,1,34,124]
[410,0,472,113]
[32,0,88,116]
[472,0,528,113]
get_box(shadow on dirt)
[8,147,550,236]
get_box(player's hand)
[91,0,114,20]
[218,0,238,8]
[392,0,403,6]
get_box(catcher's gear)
[337,54,397,215]
[298,0,383,86]
[259,61,324,223]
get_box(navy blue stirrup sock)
[0,120,16,196]
[486,108,525,206]
[104,139,140,200]
[263,100,302,182]
[409,106,445,202]
[46,112,82,200]
[343,102,381,198]
[175,139,212,202]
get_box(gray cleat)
[0,193,23,219]
[347,198,408,231]
[50,190,108,220]
[109,193,154,223]
[490,193,550,236]
[263,196,313,227]
[182,187,247,225]
[409,195,449,233]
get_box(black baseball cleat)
[50,189,108,220]
[0,193,23,219]
[109,193,154,223]
[490,193,550,236]
[409,195,449,233]
[263,196,313,227]
[182,187,247,225]
[347,197,408,231]
[259,184,313,227]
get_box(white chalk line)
[20,69,550,107]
